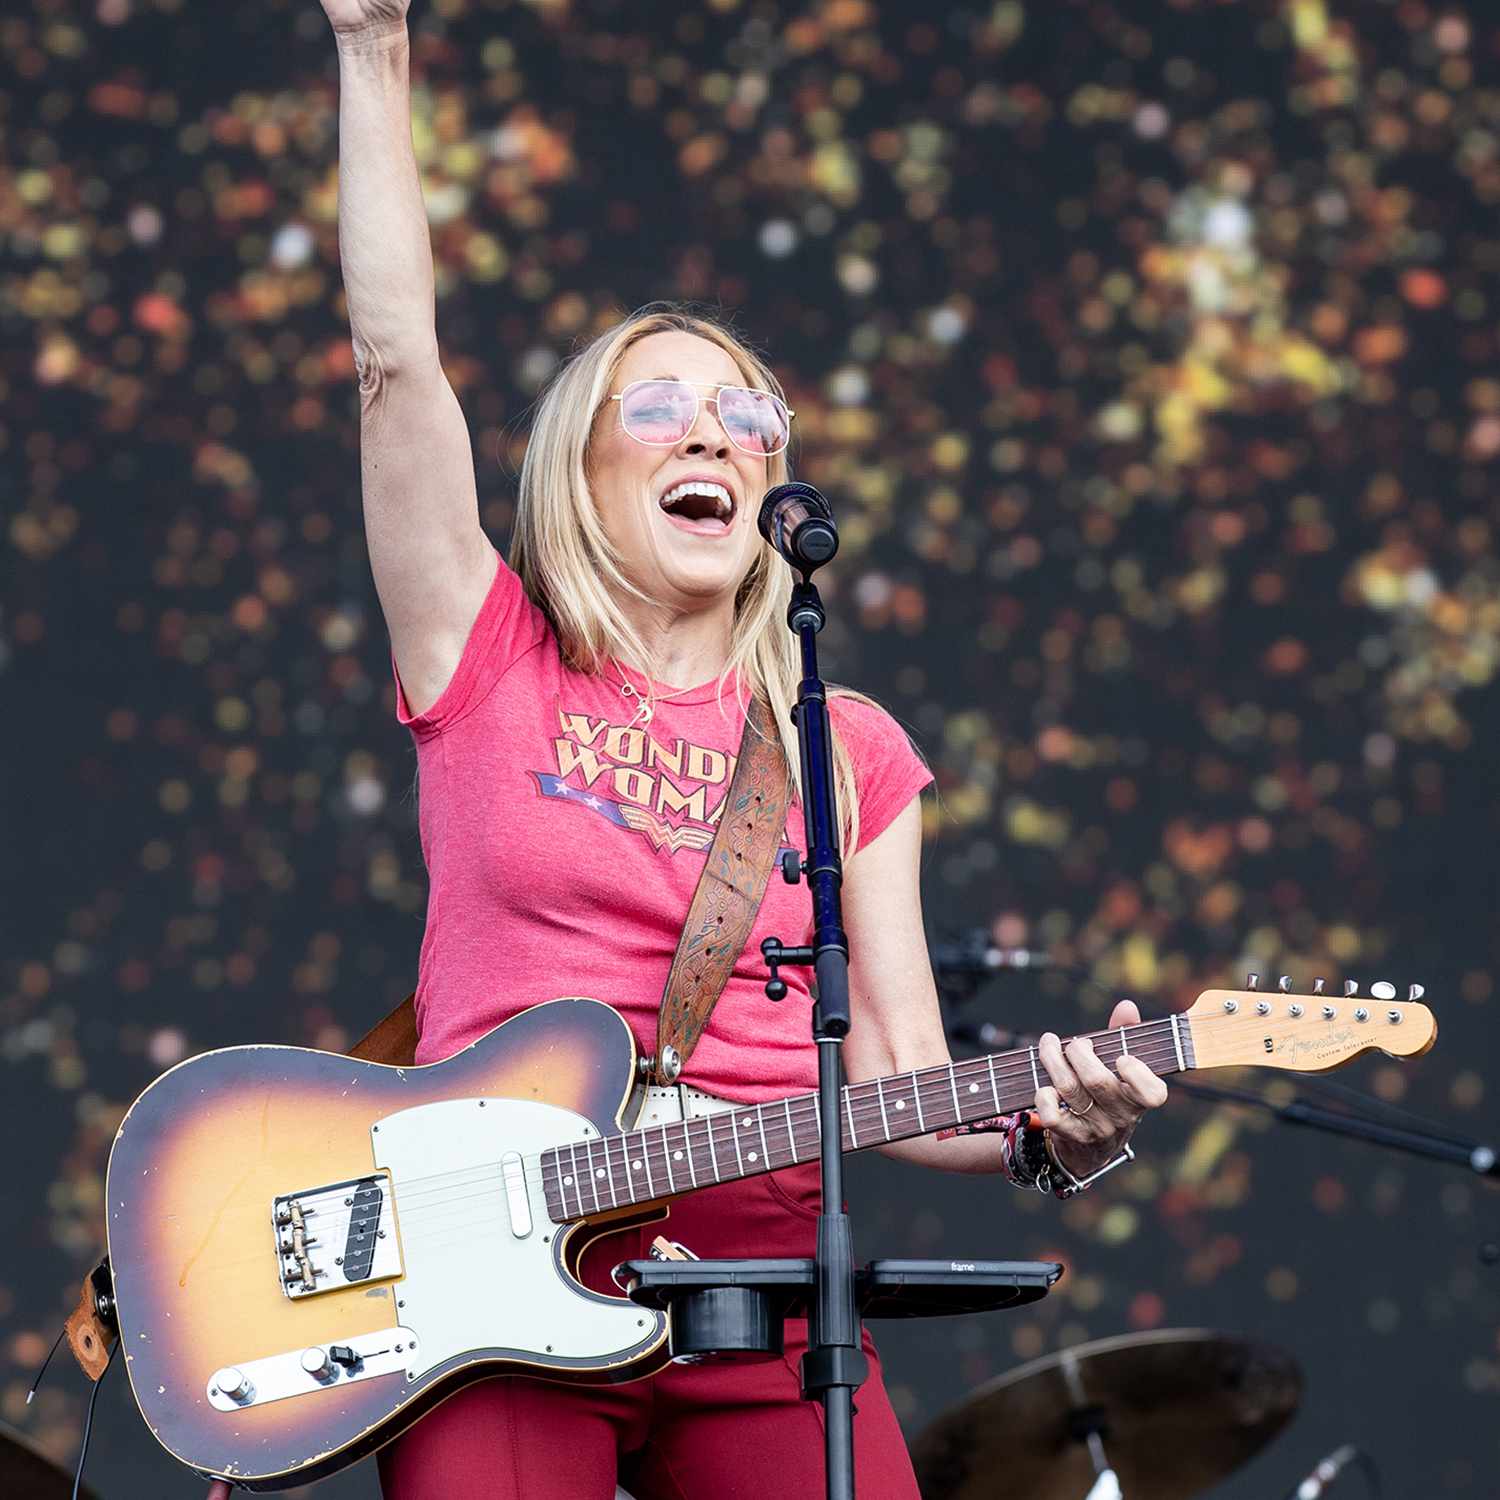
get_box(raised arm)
[325,1,497,717]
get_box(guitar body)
[106,998,670,1490]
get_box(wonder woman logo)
[618,805,716,854]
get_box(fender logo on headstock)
[1276,1028,1358,1065]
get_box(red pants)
[377,1163,920,1499]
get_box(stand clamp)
[800,1344,869,1400]
[762,938,815,1001]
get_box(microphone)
[758,481,838,572]
[1280,1445,1366,1500]
[930,940,1053,975]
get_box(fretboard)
[540,1015,1195,1224]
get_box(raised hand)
[320,0,411,37]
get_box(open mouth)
[657,480,736,534]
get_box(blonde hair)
[509,302,870,854]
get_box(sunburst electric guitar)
[105,982,1435,1489]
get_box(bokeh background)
[4,0,1499,1494]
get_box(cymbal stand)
[1060,1347,1121,1500]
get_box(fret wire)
[730,1113,746,1175]
[603,1134,620,1207]
[947,1064,961,1121]
[756,1109,772,1169]
[682,1120,698,1188]
[660,1124,676,1193]
[986,1054,1001,1114]
[616,1135,637,1204]
[637,1130,654,1197]
[911,1070,925,1130]
[784,1098,799,1163]
[845,1088,859,1149]
[565,1143,581,1218]
[584,1138,602,1213]
[1119,1026,1129,1056]
[539,1152,556,1217]
[706,1114,722,1182]
[875,1076,891,1139]
[1029,1045,1040,1094]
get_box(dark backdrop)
[3,1,1498,1495]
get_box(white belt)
[632,1083,739,1128]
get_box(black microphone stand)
[761,574,864,1500]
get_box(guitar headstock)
[1184,975,1437,1072]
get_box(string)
[299,1024,1188,1228]
[270,1031,1193,1247]
[172,1004,1383,1268]
[177,1000,1425,1280]
[213,1023,1192,1260]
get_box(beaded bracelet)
[935,1111,1037,1189]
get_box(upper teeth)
[660,481,733,518]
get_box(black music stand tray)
[617,1258,1061,1364]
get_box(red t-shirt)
[393,548,933,1102]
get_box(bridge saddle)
[271,1172,402,1301]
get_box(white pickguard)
[373,1098,657,1380]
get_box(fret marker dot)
[674,1151,683,1161]
[562,1176,573,1186]
[631,1160,641,1172]
[969,1082,979,1093]
[741,1118,753,1128]
[748,1151,758,1162]
[596,1169,606,1179]
[895,1100,906,1110]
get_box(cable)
[72,1335,117,1500]
[26,1323,68,1404]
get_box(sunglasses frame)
[608,378,796,458]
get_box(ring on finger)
[1074,1096,1096,1116]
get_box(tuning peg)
[1277,975,1293,993]
[1370,981,1396,1001]
[1343,979,1360,998]
[1407,983,1425,1002]
[1246,972,1259,990]
[1312,977,1326,995]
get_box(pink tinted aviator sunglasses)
[609,378,795,457]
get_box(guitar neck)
[541,1015,1195,1223]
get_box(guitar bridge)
[271,1173,402,1301]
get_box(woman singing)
[324,3,1169,1495]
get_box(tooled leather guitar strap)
[650,691,790,1084]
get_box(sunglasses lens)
[719,386,790,455]
[618,380,790,454]
[619,381,697,443]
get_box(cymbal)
[910,1327,1300,1500]
[0,1421,101,1500]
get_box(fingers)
[1117,1053,1169,1109]
[1036,1032,1111,1137]
[1037,1031,1168,1128]
[1107,998,1142,1029]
